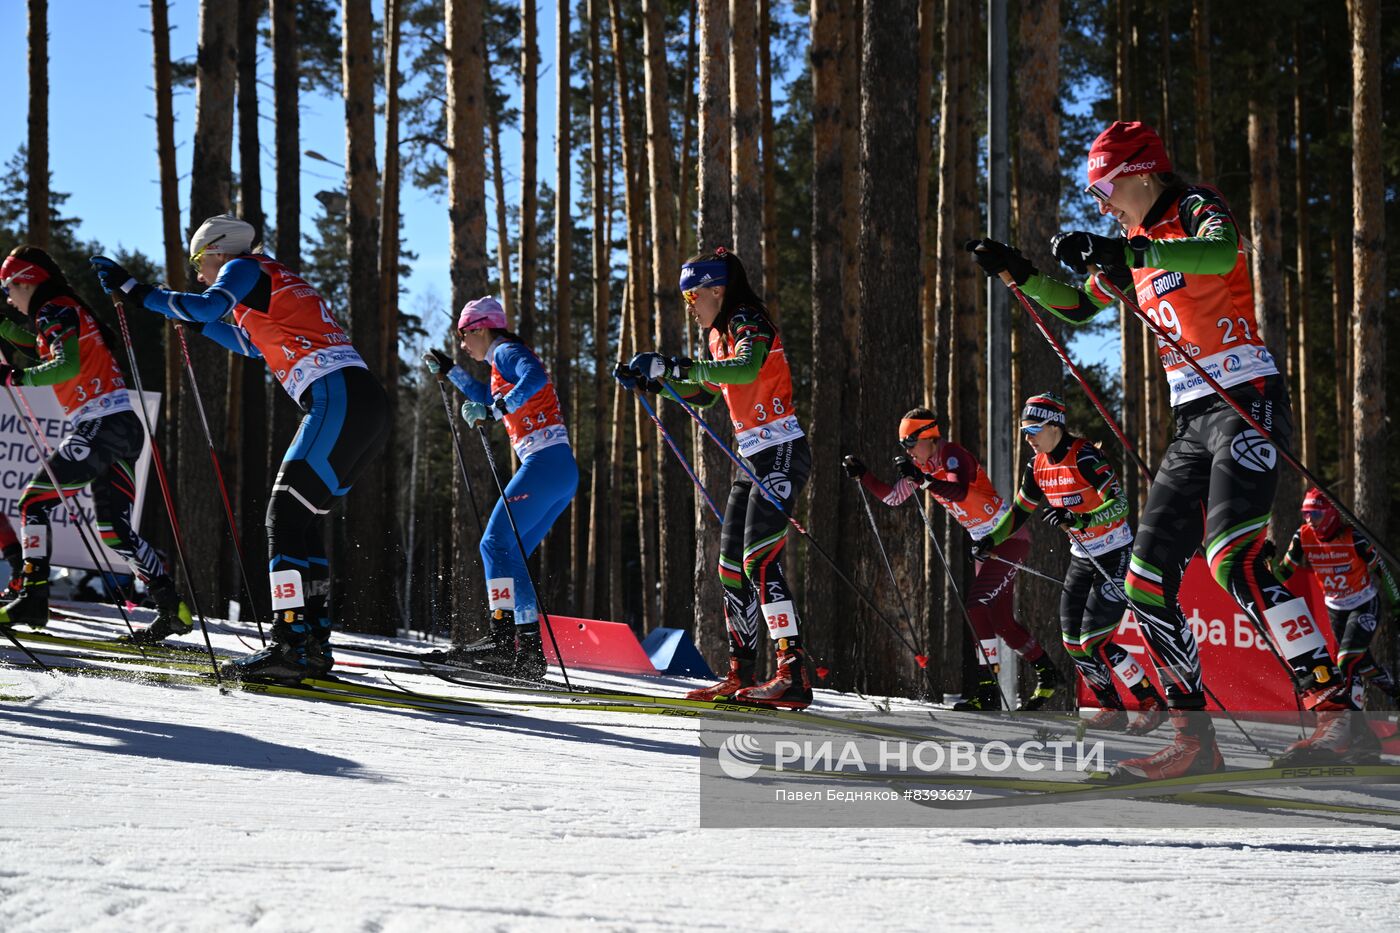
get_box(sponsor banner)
[0,387,159,573]
[1076,557,1335,712]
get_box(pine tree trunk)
[487,75,516,324]
[235,0,269,618]
[642,0,695,631]
[609,0,659,631]
[26,0,49,249]
[184,0,237,613]
[806,0,847,683]
[551,0,576,614]
[380,0,405,621]
[1348,0,1385,539]
[677,1,699,263]
[1115,0,1143,518]
[758,0,777,319]
[1013,0,1067,677]
[839,0,862,317]
[694,0,732,663]
[857,0,922,697]
[517,0,540,344]
[730,0,761,270]
[151,0,185,545]
[339,0,393,634]
[1291,25,1311,469]
[1191,0,1214,177]
[1322,21,1354,493]
[446,0,492,638]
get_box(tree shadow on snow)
[0,706,370,778]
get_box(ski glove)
[1049,232,1130,277]
[423,348,455,375]
[89,256,153,304]
[893,455,929,488]
[628,351,691,382]
[461,398,508,428]
[841,454,866,479]
[971,537,995,561]
[1041,506,1082,530]
[612,361,640,390]
[0,364,17,386]
[965,238,1037,286]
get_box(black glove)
[893,456,928,488]
[88,256,152,304]
[964,238,1037,286]
[423,347,455,376]
[1041,506,1081,530]
[629,351,691,381]
[841,455,866,479]
[972,537,995,561]
[0,363,17,386]
[1050,232,1129,276]
[612,361,640,390]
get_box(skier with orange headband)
[843,408,1061,710]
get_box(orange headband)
[899,417,939,444]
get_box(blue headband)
[679,260,729,292]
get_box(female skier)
[969,120,1352,777]
[0,246,189,640]
[91,214,390,683]
[621,248,812,709]
[422,296,578,681]
[842,409,1061,710]
[977,392,1167,730]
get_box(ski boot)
[686,654,756,701]
[1124,683,1169,736]
[734,641,812,710]
[1018,655,1062,711]
[1083,686,1128,731]
[513,622,547,682]
[222,612,312,685]
[126,576,193,645]
[0,558,49,629]
[1112,709,1223,781]
[305,616,335,679]
[1344,713,1383,765]
[426,609,518,674]
[953,670,1002,711]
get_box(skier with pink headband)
[422,297,578,680]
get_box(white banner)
[0,387,160,573]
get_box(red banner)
[1075,558,1334,712]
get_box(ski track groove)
[4,613,1400,931]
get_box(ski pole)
[472,424,573,691]
[983,264,1152,483]
[166,320,265,645]
[660,383,923,660]
[432,376,485,535]
[984,552,1069,589]
[1058,523,1271,756]
[852,482,928,668]
[907,494,1013,710]
[1091,269,1398,572]
[1,382,145,651]
[633,388,722,521]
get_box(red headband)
[0,255,49,288]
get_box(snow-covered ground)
[3,608,1398,932]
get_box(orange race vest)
[488,341,569,458]
[35,296,132,423]
[230,255,366,401]
[1296,525,1376,611]
[919,443,1007,541]
[1033,438,1132,557]
[1123,189,1278,406]
[705,311,804,457]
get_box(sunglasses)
[1020,419,1055,436]
[682,289,699,306]
[1085,144,1149,205]
[188,233,229,270]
